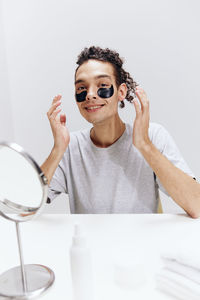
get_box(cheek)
[105,97,119,113]
[76,103,83,113]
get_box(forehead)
[75,59,115,82]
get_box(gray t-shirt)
[48,123,195,213]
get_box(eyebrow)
[75,74,112,85]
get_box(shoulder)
[148,122,176,153]
[68,127,91,149]
[126,122,169,139]
[70,127,91,140]
[61,127,91,161]
[148,122,168,139]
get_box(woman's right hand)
[47,94,70,154]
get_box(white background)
[0,0,199,213]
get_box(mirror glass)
[0,143,47,221]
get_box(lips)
[84,104,105,112]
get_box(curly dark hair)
[75,46,138,108]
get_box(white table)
[0,214,200,300]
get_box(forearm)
[139,142,200,218]
[40,147,64,184]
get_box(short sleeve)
[149,123,195,196]
[47,163,68,203]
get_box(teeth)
[87,106,102,110]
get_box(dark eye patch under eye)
[75,85,114,102]
[97,85,114,98]
[76,91,87,102]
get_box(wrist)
[137,140,153,154]
[51,145,65,160]
[40,147,64,185]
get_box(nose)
[86,86,97,101]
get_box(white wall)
[0,0,14,142]
[1,0,200,213]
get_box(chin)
[80,110,115,125]
[84,117,102,125]
[84,116,111,126]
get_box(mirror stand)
[16,221,27,293]
[0,142,55,299]
[0,221,55,299]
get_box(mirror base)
[0,264,55,299]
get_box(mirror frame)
[0,142,48,222]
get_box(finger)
[135,87,148,101]
[49,108,61,120]
[135,89,149,113]
[60,114,66,125]
[133,99,141,118]
[47,100,61,117]
[52,94,62,105]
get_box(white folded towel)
[156,268,200,300]
[161,257,200,284]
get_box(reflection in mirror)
[0,145,42,209]
[0,142,55,299]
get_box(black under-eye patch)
[75,85,114,102]
[76,91,87,102]
[97,85,114,98]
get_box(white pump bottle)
[70,224,94,300]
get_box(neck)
[90,115,125,148]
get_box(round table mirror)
[0,142,55,299]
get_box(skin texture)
[41,59,200,218]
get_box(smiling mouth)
[85,104,105,112]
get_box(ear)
[117,83,127,102]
